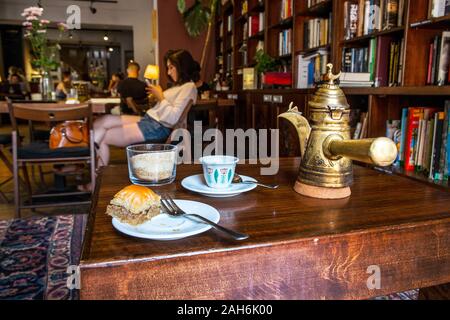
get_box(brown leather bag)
[49,120,89,149]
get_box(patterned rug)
[0,215,85,300]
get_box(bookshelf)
[214,0,450,188]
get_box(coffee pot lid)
[309,64,350,110]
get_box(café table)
[79,158,450,299]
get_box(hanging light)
[103,33,109,41]
[108,47,114,52]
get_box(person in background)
[17,68,30,94]
[193,61,210,98]
[55,71,72,100]
[117,62,148,114]
[107,72,123,97]
[7,74,26,99]
[92,49,199,169]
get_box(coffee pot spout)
[278,102,311,158]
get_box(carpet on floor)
[0,214,85,300]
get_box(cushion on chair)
[18,143,90,159]
[0,134,11,145]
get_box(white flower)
[22,21,32,27]
[37,29,47,33]
[26,16,39,21]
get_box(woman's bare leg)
[94,114,141,145]
[98,123,145,166]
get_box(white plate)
[112,199,220,240]
[181,174,257,197]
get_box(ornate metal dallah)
[278,64,398,199]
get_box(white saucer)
[112,199,220,240]
[181,174,257,197]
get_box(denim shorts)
[137,114,171,141]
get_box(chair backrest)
[7,99,93,132]
[172,99,194,130]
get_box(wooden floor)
[0,122,127,220]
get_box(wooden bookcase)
[214,0,450,188]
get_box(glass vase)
[40,70,53,101]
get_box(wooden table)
[80,158,450,300]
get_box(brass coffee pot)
[278,64,398,199]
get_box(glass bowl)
[126,144,177,186]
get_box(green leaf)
[183,1,210,37]
[177,0,186,14]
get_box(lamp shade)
[144,64,159,80]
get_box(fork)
[161,195,249,241]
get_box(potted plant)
[254,50,282,88]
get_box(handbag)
[49,120,89,149]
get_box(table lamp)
[144,64,159,85]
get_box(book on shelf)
[227,15,233,32]
[386,119,401,164]
[353,112,369,139]
[343,0,404,40]
[249,12,264,37]
[428,0,449,18]
[339,72,374,87]
[281,0,293,20]
[243,67,257,90]
[296,49,329,88]
[279,29,292,56]
[241,0,248,15]
[303,16,331,50]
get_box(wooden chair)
[7,99,96,218]
[165,99,194,143]
[0,134,13,203]
[164,99,194,161]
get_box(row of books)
[429,0,450,18]
[426,31,450,86]
[295,49,330,88]
[280,0,293,20]
[249,13,265,37]
[341,34,405,87]
[302,16,332,50]
[279,29,292,56]
[394,102,450,181]
[343,0,405,40]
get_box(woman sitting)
[55,71,72,100]
[93,49,199,167]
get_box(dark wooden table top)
[80,158,450,299]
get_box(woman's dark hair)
[164,49,200,85]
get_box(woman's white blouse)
[146,82,197,128]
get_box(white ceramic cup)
[199,155,239,189]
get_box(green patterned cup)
[199,155,239,189]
